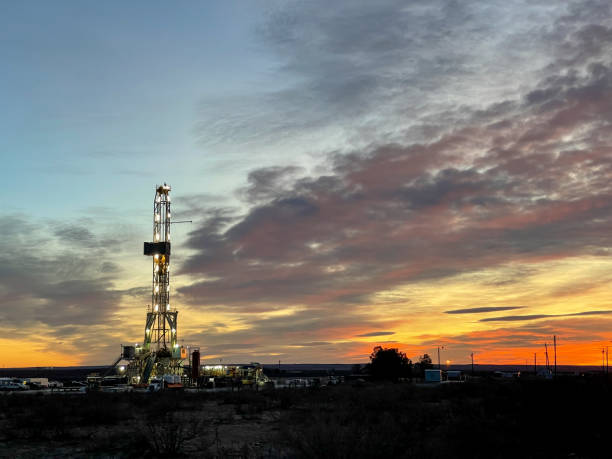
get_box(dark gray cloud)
[182,306,391,361]
[290,341,333,347]
[239,166,305,203]
[99,261,120,273]
[481,310,612,322]
[173,192,233,216]
[198,0,612,157]
[355,331,395,337]
[121,286,150,298]
[0,215,125,329]
[53,224,96,247]
[445,307,525,315]
[180,5,612,370]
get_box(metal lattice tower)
[143,184,178,354]
[117,183,188,385]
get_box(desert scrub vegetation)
[278,379,612,458]
[1,380,611,458]
[0,390,281,458]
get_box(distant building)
[26,377,48,387]
[494,371,520,379]
[425,369,442,382]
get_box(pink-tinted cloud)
[176,16,612,364]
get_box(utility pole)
[437,346,443,370]
[553,335,557,379]
[606,347,609,377]
[545,343,550,371]
[471,352,474,376]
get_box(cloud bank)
[181,0,612,361]
[4,0,612,365]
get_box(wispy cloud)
[178,1,612,362]
[445,307,525,315]
[355,331,395,337]
[199,1,587,151]
[481,310,612,322]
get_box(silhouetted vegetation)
[414,353,434,378]
[279,378,612,458]
[367,346,412,381]
[0,379,611,457]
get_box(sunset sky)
[2,0,612,367]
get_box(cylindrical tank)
[191,350,200,382]
[123,345,135,359]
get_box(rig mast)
[102,184,271,389]
[143,183,177,353]
[120,183,186,384]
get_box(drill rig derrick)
[120,183,188,385]
[144,184,177,349]
[141,183,184,381]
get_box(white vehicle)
[0,380,27,391]
[0,378,27,391]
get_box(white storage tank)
[163,374,180,384]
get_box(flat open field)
[1,378,610,458]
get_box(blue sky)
[0,0,564,217]
[2,1,277,217]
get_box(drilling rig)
[98,183,267,390]
[122,183,186,385]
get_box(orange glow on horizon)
[3,256,611,367]
[0,338,82,368]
